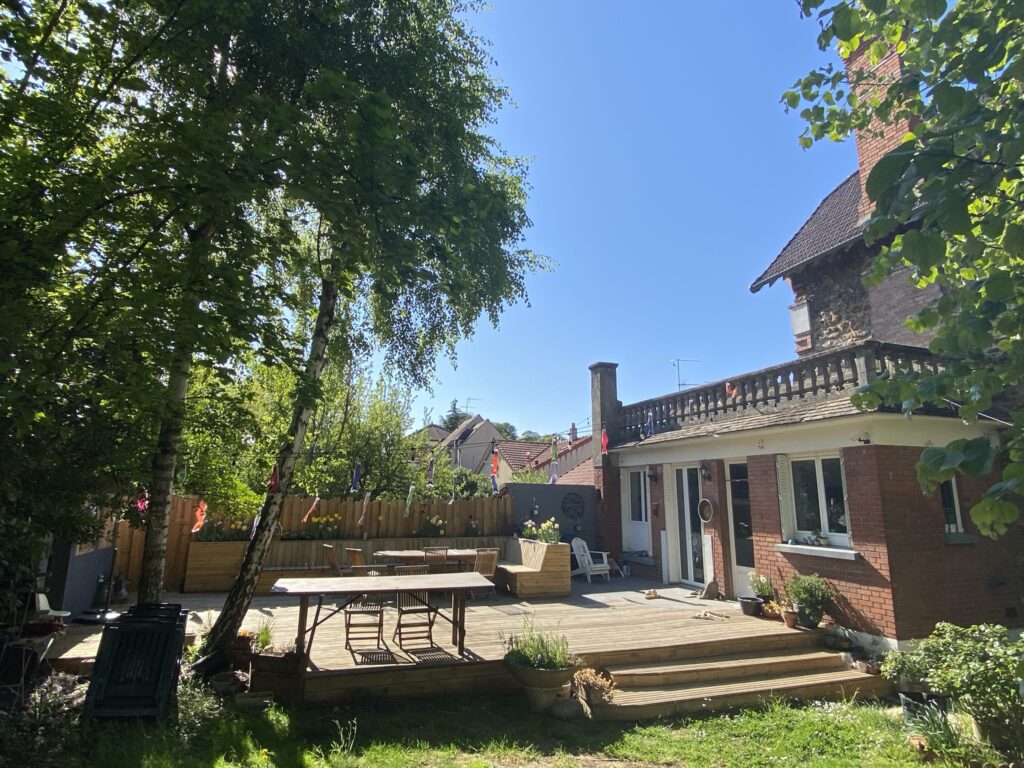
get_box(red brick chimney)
[843,46,914,222]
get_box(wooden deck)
[49,579,887,711]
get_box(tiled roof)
[611,395,864,450]
[496,440,553,471]
[438,415,482,450]
[750,171,863,292]
[556,461,595,486]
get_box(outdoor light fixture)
[699,461,712,482]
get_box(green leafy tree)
[790,0,1024,535]
[493,421,518,440]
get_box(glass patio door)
[727,462,755,597]
[628,470,651,554]
[674,467,704,584]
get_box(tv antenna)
[671,358,701,391]
[464,396,482,414]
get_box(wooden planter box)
[182,536,511,593]
[495,539,571,598]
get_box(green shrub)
[784,573,837,625]
[909,702,1004,767]
[501,616,575,669]
[918,623,1024,762]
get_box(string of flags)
[601,427,609,456]
[190,500,207,533]
[426,456,435,488]
[404,485,415,517]
[357,491,371,526]
[349,462,362,494]
[268,464,279,494]
[302,496,320,524]
[548,436,558,484]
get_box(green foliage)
[492,421,518,440]
[520,517,561,544]
[501,616,575,670]
[254,617,275,653]
[511,467,549,484]
[784,573,837,625]
[748,571,775,599]
[908,701,1004,767]
[918,623,1024,761]
[790,1,1024,537]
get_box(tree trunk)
[204,272,339,653]
[137,338,193,603]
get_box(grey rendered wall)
[505,483,596,548]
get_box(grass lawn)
[48,682,925,768]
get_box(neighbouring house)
[417,423,451,449]
[589,49,1022,646]
[490,439,554,485]
[436,415,503,475]
[527,434,594,484]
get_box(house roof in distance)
[750,171,863,292]
[438,415,484,450]
[556,461,595,485]
[495,440,552,471]
[420,424,450,443]
[529,435,593,470]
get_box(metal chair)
[343,568,385,650]
[423,547,449,574]
[470,548,499,600]
[392,565,436,647]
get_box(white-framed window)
[629,470,648,523]
[940,479,963,534]
[780,454,850,547]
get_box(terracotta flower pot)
[782,610,799,629]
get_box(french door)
[627,470,651,554]
[674,466,704,584]
[727,462,755,597]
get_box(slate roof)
[495,440,553,471]
[556,461,596,486]
[750,171,863,293]
[438,415,483,450]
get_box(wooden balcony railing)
[613,342,942,443]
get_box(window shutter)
[776,454,794,541]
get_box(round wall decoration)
[697,498,715,523]
[561,492,585,519]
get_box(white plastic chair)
[570,537,612,583]
[34,593,71,619]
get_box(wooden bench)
[494,539,570,599]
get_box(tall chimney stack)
[844,47,914,223]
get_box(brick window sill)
[944,532,980,545]
[774,543,860,561]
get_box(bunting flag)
[268,464,279,494]
[549,461,558,484]
[190,500,208,533]
[404,485,415,517]
[551,436,558,462]
[725,381,737,398]
[490,449,499,477]
[135,489,149,512]
[251,513,261,539]
[569,422,578,444]
[490,474,499,495]
[426,456,435,488]
[449,476,456,505]
[643,411,654,439]
[302,496,321,524]
[601,427,609,456]
[357,491,371,526]
[349,462,362,494]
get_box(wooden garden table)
[373,548,480,566]
[271,572,493,659]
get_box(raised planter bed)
[495,539,571,599]
[182,536,510,593]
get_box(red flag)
[725,381,737,398]
[190,500,208,533]
[490,450,499,477]
[601,428,609,456]
[268,464,279,494]
[302,497,320,524]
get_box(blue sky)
[409,2,856,438]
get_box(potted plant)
[761,599,785,621]
[502,617,578,713]
[880,647,950,725]
[748,572,774,600]
[784,572,837,629]
[781,606,800,629]
[571,667,616,716]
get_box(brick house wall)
[701,459,733,598]
[593,460,622,557]
[744,446,1021,640]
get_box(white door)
[674,466,705,585]
[727,462,756,597]
[627,470,651,554]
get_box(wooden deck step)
[585,627,820,667]
[608,648,845,687]
[596,668,893,721]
